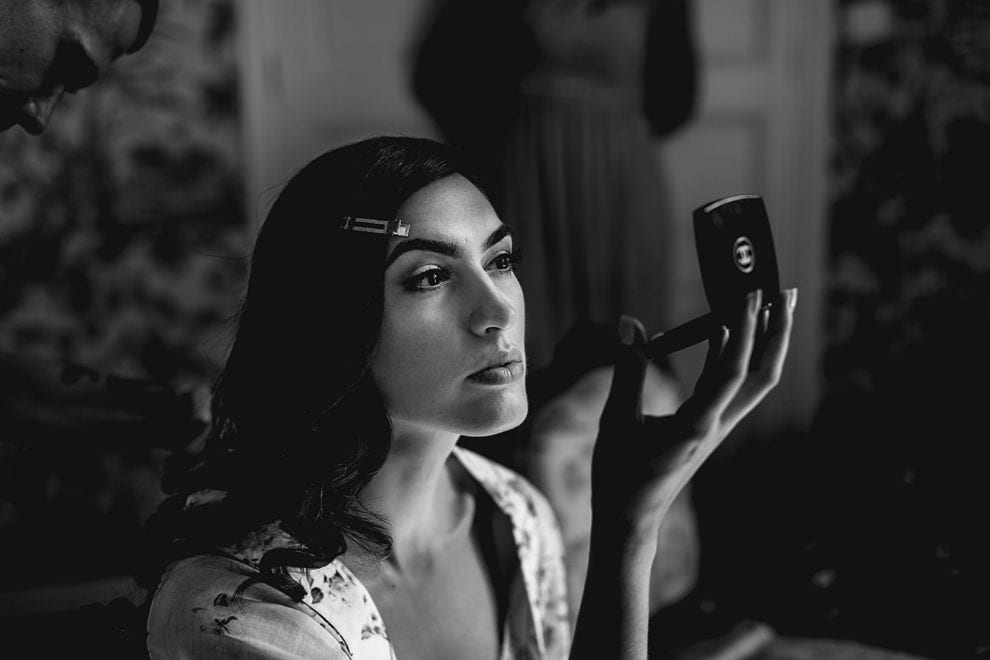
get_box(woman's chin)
[459,391,528,438]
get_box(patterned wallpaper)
[677,3,990,659]
[827,0,990,390]
[0,0,244,592]
[0,0,245,384]
[777,1,987,656]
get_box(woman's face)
[372,174,528,439]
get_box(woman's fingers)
[749,303,773,370]
[679,289,763,428]
[702,323,730,374]
[745,288,795,395]
[602,315,648,428]
[722,287,797,428]
[718,288,762,380]
[759,288,796,379]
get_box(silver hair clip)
[340,216,410,237]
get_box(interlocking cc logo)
[733,236,755,273]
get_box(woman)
[143,135,796,659]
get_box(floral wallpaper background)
[820,0,990,655]
[0,0,244,381]
[0,0,244,592]
[817,1,990,656]
[684,2,990,658]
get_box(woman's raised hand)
[592,288,798,535]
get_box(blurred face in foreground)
[372,174,529,440]
[0,0,156,134]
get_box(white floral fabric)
[146,447,571,659]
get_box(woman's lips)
[467,360,525,385]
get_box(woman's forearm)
[569,519,661,659]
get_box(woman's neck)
[352,424,470,570]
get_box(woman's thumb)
[603,314,648,424]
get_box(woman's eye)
[404,267,449,291]
[489,251,520,272]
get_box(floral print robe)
[146,447,571,659]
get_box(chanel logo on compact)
[733,236,755,273]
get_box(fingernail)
[750,289,762,311]
[619,315,635,346]
[788,288,799,310]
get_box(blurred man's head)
[0,0,157,134]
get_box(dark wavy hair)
[141,135,483,600]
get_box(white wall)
[237,0,440,224]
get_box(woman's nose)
[469,277,518,336]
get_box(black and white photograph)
[1,1,987,658]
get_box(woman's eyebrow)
[486,224,513,250]
[385,238,457,268]
[385,224,513,268]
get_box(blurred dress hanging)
[414,0,698,367]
